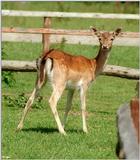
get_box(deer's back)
[43,49,96,86]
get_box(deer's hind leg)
[49,83,66,135]
[80,85,88,133]
[63,89,75,128]
[16,58,46,131]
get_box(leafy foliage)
[3,93,44,109]
[2,47,16,87]
[3,93,27,108]
[2,72,15,87]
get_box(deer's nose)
[102,45,108,49]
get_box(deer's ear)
[114,28,122,36]
[90,26,100,37]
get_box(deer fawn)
[16,27,121,135]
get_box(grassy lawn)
[2,73,137,159]
[2,1,139,159]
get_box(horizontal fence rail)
[2,28,140,46]
[2,33,140,46]
[2,10,140,20]
[2,60,139,80]
[2,27,139,38]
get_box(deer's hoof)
[59,130,67,136]
[83,128,88,134]
[16,124,23,132]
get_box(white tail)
[16,27,121,135]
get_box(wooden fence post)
[42,17,51,55]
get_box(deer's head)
[90,27,122,51]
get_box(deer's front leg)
[80,86,88,133]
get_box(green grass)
[2,1,139,159]
[2,75,137,159]
[2,42,139,68]
[2,1,139,13]
[2,1,139,31]
[2,76,137,159]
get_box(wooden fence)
[2,10,140,47]
[2,10,140,79]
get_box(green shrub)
[2,47,16,87]
[3,93,44,109]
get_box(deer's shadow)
[22,127,58,134]
[22,127,82,134]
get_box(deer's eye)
[99,38,102,41]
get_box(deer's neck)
[94,46,111,76]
